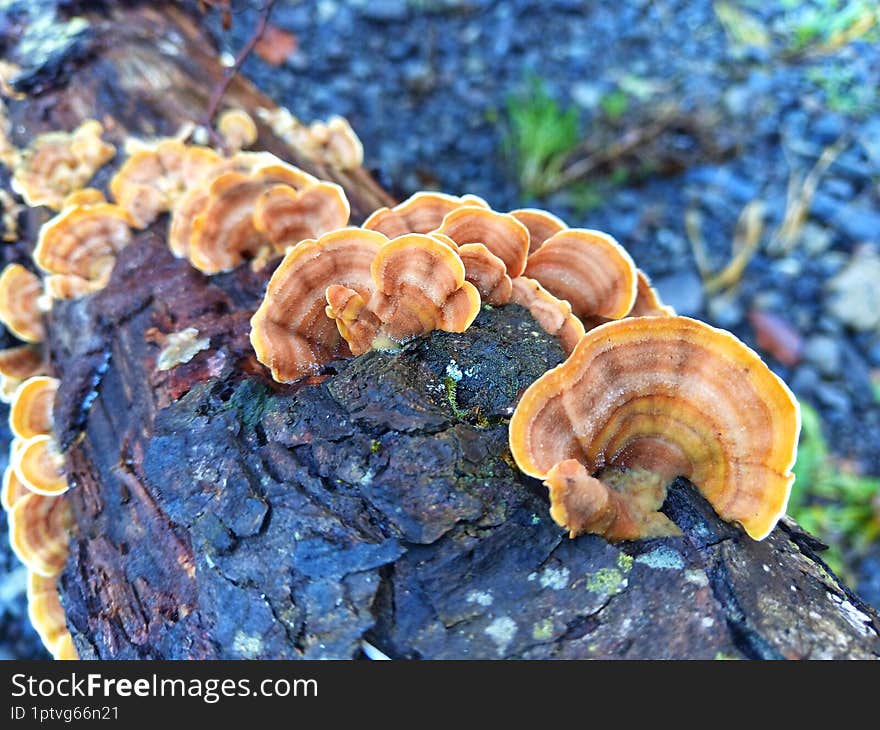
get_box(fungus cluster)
[249,191,799,543]
[168,153,349,274]
[11,120,115,210]
[258,106,364,170]
[3,372,75,659]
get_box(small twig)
[200,0,277,148]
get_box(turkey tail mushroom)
[509,316,800,541]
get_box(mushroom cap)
[167,151,301,258]
[11,119,115,210]
[13,434,68,496]
[54,632,79,660]
[217,108,258,152]
[9,375,58,440]
[457,242,513,306]
[27,572,71,656]
[63,187,107,208]
[434,206,530,277]
[110,139,222,228]
[509,316,800,540]
[250,228,386,382]
[630,270,675,317]
[509,208,567,255]
[33,203,134,293]
[0,345,44,402]
[2,465,30,512]
[252,181,350,249]
[187,162,318,273]
[523,228,638,321]
[357,233,481,349]
[8,492,72,576]
[310,115,363,170]
[0,264,45,343]
[510,276,585,355]
[363,192,489,238]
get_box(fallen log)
[2,0,879,659]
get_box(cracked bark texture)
[3,1,880,659]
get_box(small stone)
[799,222,834,256]
[803,335,841,378]
[653,269,704,317]
[827,248,880,331]
[814,383,850,413]
[707,293,743,329]
[571,81,602,110]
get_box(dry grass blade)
[768,134,849,255]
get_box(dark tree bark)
[3,1,879,659]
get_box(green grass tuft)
[788,402,880,578]
[502,76,580,198]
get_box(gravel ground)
[3,0,880,658]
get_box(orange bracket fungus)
[109,138,221,228]
[327,233,481,354]
[250,228,386,382]
[251,229,481,382]
[509,276,585,355]
[509,208,567,255]
[630,270,675,318]
[0,345,44,402]
[457,243,513,306]
[217,108,259,153]
[0,263,45,343]
[2,465,29,512]
[306,115,364,170]
[509,316,800,542]
[33,198,135,298]
[434,205,530,278]
[252,181,350,251]
[523,228,638,322]
[13,434,68,496]
[176,158,349,274]
[8,491,72,577]
[11,119,115,210]
[27,573,77,660]
[9,375,58,440]
[363,191,489,238]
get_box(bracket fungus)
[363,191,489,238]
[0,263,45,343]
[522,229,638,322]
[27,573,77,660]
[509,276,585,355]
[11,119,115,210]
[252,181,350,251]
[434,205,530,278]
[9,375,58,440]
[509,208,567,255]
[216,108,258,153]
[250,228,385,382]
[109,138,222,228]
[13,434,68,496]
[509,316,800,542]
[457,243,513,305]
[8,491,72,577]
[33,199,135,298]
[0,346,44,402]
[630,270,675,318]
[173,158,349,274]
[327,233,481,354]
[251,229,481,381]
[2,465,29,512]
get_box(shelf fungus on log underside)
[509,316,801,541]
